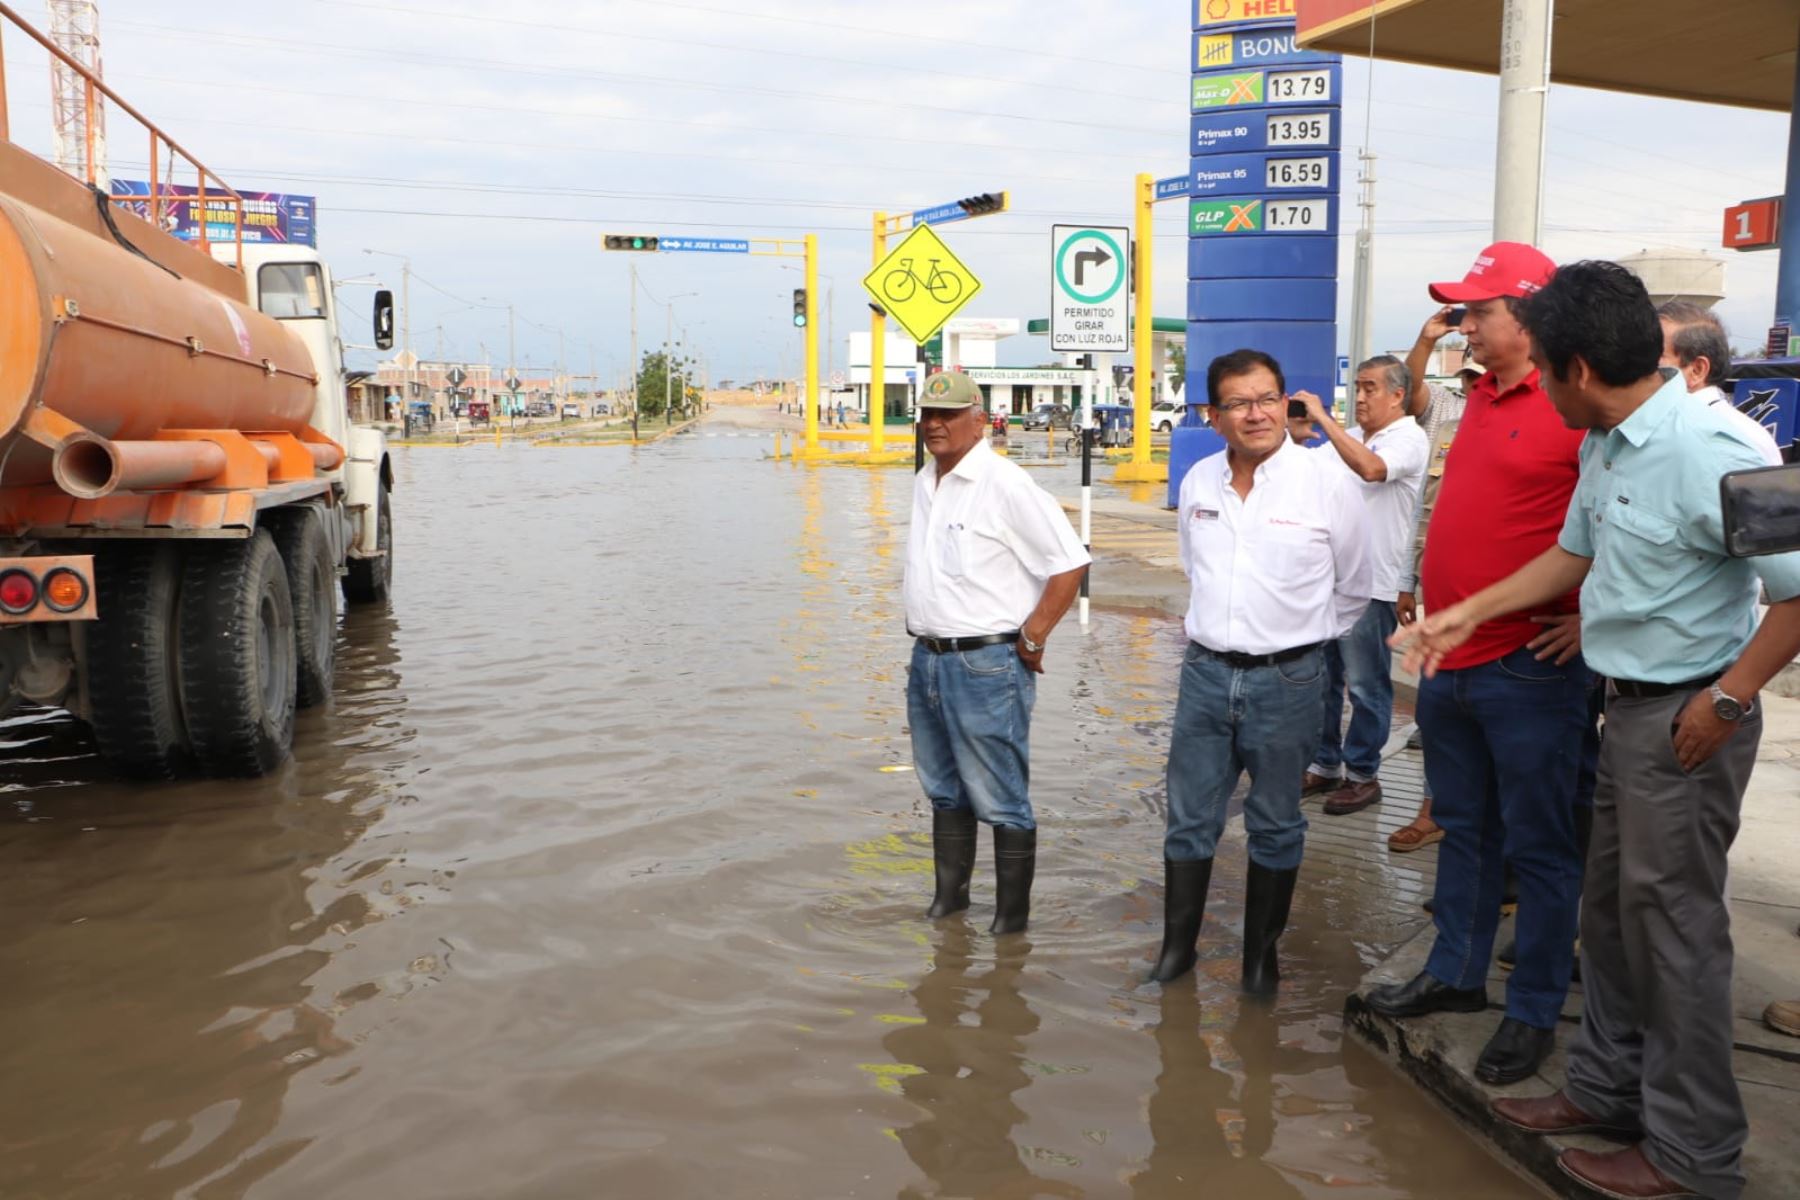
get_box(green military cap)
[918,371,982,409]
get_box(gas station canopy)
[1297,0,1797,111]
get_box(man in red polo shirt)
[1366,243,1591,1087]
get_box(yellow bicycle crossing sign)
[862,222,982,345]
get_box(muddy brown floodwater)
[0,417,1540,1199]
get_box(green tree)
[1168,342,1186,396]
[634,346,703,420]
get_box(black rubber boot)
[988,825,1036,935]
[1149,857,1213,983]
[925,807,978,919]
[1241,862,1299,996]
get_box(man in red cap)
[1365,243,1592,1088]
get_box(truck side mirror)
[374,289,395,351]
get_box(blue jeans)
[1313,600,1399,782]
[1419,645,1591,1029]
[907,641,1037,830]
[1163,643,1325,869]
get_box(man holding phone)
[1364,243,1592,1090]
[1398,261,1800,1200]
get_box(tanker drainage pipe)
[305,442,344,471]
[53,435,229,499]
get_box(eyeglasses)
[1216,394,1284,416]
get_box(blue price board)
[1191,150,1338,197]
[1194,23,1340,71]
[1156,175,1194,201]
[1191,62,1341,113]
[1189,277,1337,322]
[1192,107,1341,156]
[660,238,750,253]
[1189,233,1339,280]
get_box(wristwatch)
[1710,683,1748,722]
[1021,631,1044,654]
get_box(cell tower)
[45,0,107,186]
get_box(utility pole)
[629,263,639,440]
[1347,149,1377,368]
[665,302,673,425]
[1494,0,1552,244]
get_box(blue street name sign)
[1193,23,1340,72]
[660,238,750,253]
[1155,174,1194,200]
[1191,150,1339,198]
[1192,107,1341,155]
[911,202,968,226]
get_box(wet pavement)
[0,410,1538,1199]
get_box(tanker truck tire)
[178,531,298,778]
[272,510,337,708]
[343,483,392,606]
[87,544,193,780]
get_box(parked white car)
[1151,400,1184,433]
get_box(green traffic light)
[632,237,646,249]
[793,314,807,328]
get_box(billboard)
[110,180,317,246]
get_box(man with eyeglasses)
[1147,349,1371,989]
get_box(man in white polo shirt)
[904,371,1090,935]
[1149,349,1372,989]
[1298,356,1429,816]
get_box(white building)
[848,316,1140,418]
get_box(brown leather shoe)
[1557,1145,1697,1199]
[1323,779,1382,815]
[1765,998,1800,1037]
[1301,770,1341,797]
[1492,1090,1640,1139]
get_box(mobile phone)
[1444,307,1467,327]
[1287,399,1309,419]
[1721,464,1800,557]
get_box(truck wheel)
[272,509,337,708]
[343,483,392,606]
[178,530,296,777]
[87,544,192,780]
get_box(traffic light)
[792,288,807,328]
[604,234,659,252]
[957,192,1007,217]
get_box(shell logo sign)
[1196,0,1299,27]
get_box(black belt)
[916,632,1020,654]
[1197,641,1321,670]
[1606,673,1720,700]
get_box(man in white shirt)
[1297,357,1429,815]
[904,371,1090,935]
[1658,301,1784,466]
[1149,349,1372,989]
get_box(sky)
[5,0,1792,382]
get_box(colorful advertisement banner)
[110,180,317,246]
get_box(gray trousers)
[1565,690,1761,1200]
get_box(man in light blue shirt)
[1394,262,1800,1200]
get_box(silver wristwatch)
[1710,683,1748,722]
[1021,632,1044,654]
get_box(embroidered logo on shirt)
[1192,508,1220,522]
[1267,517,1304,527]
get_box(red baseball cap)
[1428,241,1556,303]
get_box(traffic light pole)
[1115,172,1167,484]
[804,233,820,455]
[870,212,888,455]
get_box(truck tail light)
[0,568,38,614]
[41,567,88,613]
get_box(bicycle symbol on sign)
[881,257,964,306]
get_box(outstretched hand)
[1388,603,1479,678]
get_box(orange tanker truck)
[0,8,396,778]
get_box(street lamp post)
[665,293,697,425]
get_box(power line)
[313,0,1190,78]
[107,25,1177,139]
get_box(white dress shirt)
[1178,436,1372,654]
[904,439,1091,638]
[1695,385,1782,466]
[1330,416,1428,602]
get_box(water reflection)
[885,930,1080,1199]
[0,608,417,1198]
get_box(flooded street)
[0,418,1536,1199]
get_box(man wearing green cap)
[904,371,1090,934]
